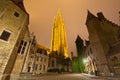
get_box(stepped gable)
[86,10,120,28]
[97,12,120,28]
[107,20,120,28]
[97,12,105,20]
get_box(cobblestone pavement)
[19,73,120,80]
[82,73,120,80]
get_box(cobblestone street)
[19,73,120,80]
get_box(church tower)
[50,9,68,57]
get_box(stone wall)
[0,1,29,80]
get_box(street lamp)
[83,58,88,64]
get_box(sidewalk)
[82,73,120,80]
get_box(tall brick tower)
[50,9,68,57]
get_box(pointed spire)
[76,35,83,43]
[97,12,105,19]
[50,9,68,57]
[87,10,97,20]
[57,8,61,16]
[54,8,64,26]
[86,10,97,25]
[77,35,81,40]
[56,8,62,20]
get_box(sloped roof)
[86,10,97,24]
[37,44,50,52]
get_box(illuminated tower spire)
[50,9,68,57]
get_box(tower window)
[14,12,20,17]
[0,30,11,41]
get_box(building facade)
[84,40,97,75]
[10,28,31,80]
[34,44,49,74]
[85,10,120,76]
[0,0,29,80]
[21,35,49,75]
[21,34,37,74]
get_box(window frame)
[0,29,11,42]
[14,11,20,18]
[17,40,27,55]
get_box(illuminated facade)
[84,40,97,75]
[50,9,68,57]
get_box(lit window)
[0,30,11,41]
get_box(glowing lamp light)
[83,58,88,63]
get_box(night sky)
[24,0,120,56]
